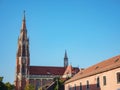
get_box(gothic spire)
[64,50,68,67]
[17,11,29,57]
[19,11,28,41]
[15,12,30,90]
[21,10,26,30]
[64,50,68,59]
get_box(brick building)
[14,12,79,90]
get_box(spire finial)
[23,10,26,21]
[21,10,26,30]
[64,50,68,58]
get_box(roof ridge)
[30,66,65,68]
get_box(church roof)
[65,55,120,84]
[29,66,79,76]
[29,66,66,75]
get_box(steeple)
[64,50,68,59]
[15,11,30,90]
[17,11,29,57]
[21,10,26,30]
[64,50,68,67]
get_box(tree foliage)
[53,77,65,90]
[24,84,35,90]
[0,77,14,90]
[5,82,14,90]
[0,77,3,82]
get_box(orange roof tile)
[65,55,120,84]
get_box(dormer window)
[95,66,99,70]
[114,59,119,63]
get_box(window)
[69,85,72,90]
[29,79,34,85]
[86,80,89,90]
[103,76,106,86]
[117,72,120,83]
[97,77,100,88]
[22,45,26,56]
[74,84,76,90]
[36,79,40,90]
[22,64,25,74]
[80,82,82,90]
[68,85,70,90]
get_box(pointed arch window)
[97,77,100,88]
[80,82,82,90]
[22,45,26,56]
[86,80,89,90]
[68,85,72,90]
[74,84,76,90]
[22,64,25,74]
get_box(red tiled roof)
[65,55,120,84]
[29,66,66,75]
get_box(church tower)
[64,50,68,67]
[15,11,30,90]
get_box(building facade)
[65,55,120,90]
[14,12,79,90]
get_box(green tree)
[0,77,3,82]
[5,82,14,90]
[24,84,35,90]
[54,77,59,90]
[0,76,14,90]
[53,77,65,90]
[0,77,7,90]
[38,87,42,90]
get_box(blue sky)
[0,0,120,83]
